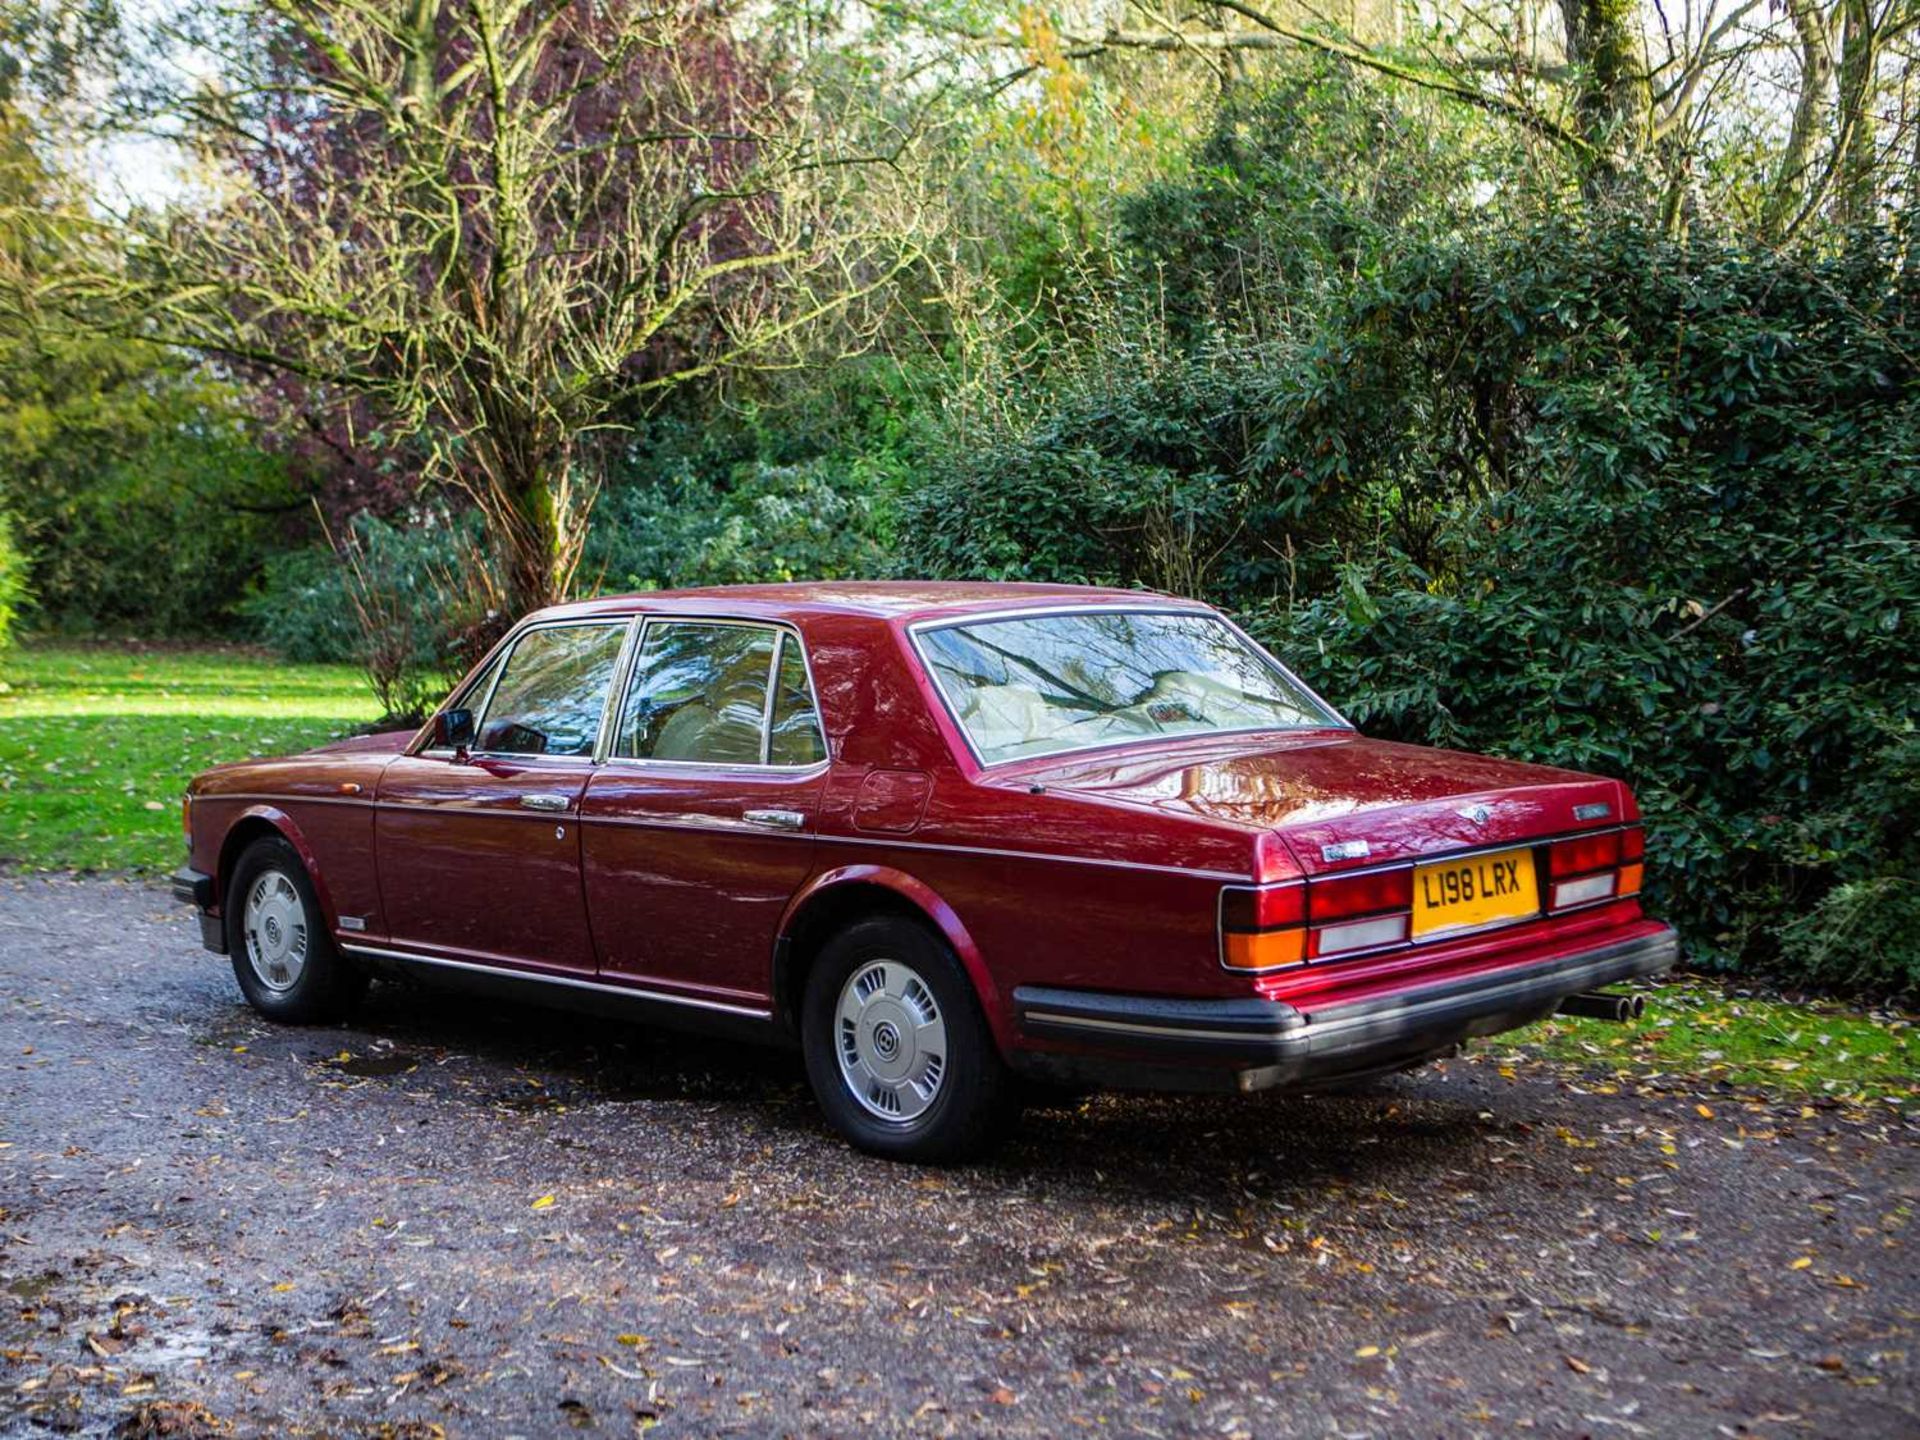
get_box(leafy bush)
[1779,876,1920,1001]
[244,511,497,720]
[0,508,27,652]
[2,345,306,637]
[1253,224,1920,983]
[908,203,1920,994]
[585,362,919,591]
[586,456,896,593]
[900,332,1282,596]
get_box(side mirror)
[433,707,475,752]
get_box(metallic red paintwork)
[184,581,1661,1059]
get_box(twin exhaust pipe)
[1556,989,1647,1023]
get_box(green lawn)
[0,643,379,874]
[1500,976,1916,1104]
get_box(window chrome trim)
[601,614,830,774]
[591,616,646,765]
[903,604,1352,771]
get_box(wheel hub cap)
[243,869,309,994]
[836,960,947,1122]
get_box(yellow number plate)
[1411,847,1539,939]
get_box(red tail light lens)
[1549,831,1621,878]
[1309,868,1413,922]
[1620,826,1645,862]
[1220,882,1305,932]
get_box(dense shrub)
[244,511,496,720]
[2,346,306,637]
[0,508,26,651]
[1258,225,1920,987]
[583,359,919,591]
[907,212,1920,994]
[585,456,895,592]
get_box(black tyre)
[800,916,1020,1163]
[225,836,367,1024]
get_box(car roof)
[531,581,1211,626]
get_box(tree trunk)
[1835,0,1881,228]
[1763,0,1838,238]
[1558,0,1651,200]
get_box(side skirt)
[340,942,791,1048]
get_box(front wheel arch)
[216,809,333,931]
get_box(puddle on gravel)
[328,1051,420,1078]
[121,1324,215,1369]
[4,1269,60,1301]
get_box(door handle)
[520,792,571,813]
[744,808,806,830]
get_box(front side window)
[473,623,627,757]
[617,622,778,764]
[916,610,1343,765]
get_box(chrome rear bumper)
[1011,924,1678,1093]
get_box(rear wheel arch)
[773,868,1006,1048]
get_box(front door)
[581,619,829,1009]
[375,618,631,975]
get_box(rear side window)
[474,623,627,757]
[614,622,828,766]
[768,635,827,765]
[618,622,777,764]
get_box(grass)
[0,642,379,874]
[1502,976,1917,1104]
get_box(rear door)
[375,618,633,975]
[580,618,829,1009]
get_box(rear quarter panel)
[795,612,1267,1029]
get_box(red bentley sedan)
[174,583,1675,1160]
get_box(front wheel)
[226,836,367,1024]
[800,917,1019,1163]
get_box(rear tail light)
[1551,872,1616,909]
[1308,868,1413,921]
[1220,882,1306,972]
[1617,826,1645,896]
[1549,830,1620,878]
[1305,867,1413,956]
[1312,913,1409,956]
[1547,825,1644,912]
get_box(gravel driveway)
[2,875,1914,1438]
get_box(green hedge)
[902,220,1920,997]
[0,508,26,652]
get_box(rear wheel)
[800,916,1019,1162]
[226,836,367,1024]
